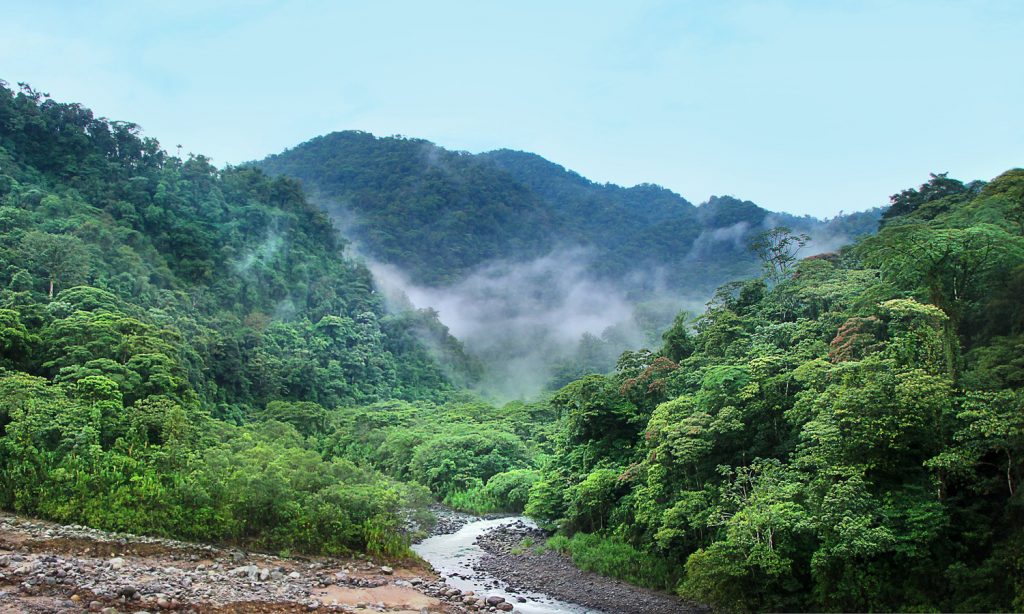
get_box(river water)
[412,516,605,614]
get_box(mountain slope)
[524,167,1024,611]
[257,132,883,295]
[256,131,557,285]
[0,81,470,555]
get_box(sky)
[2,0,1022,217]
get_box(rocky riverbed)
[0,512,468,613]
[473,519,707,614]
[1,509,707,614]
[413,511,707,614]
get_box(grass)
[545,532,679,590]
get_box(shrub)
[545,532,677,590]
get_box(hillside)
[256,132,881,398]
[257,132,882,295]
[522,169,1024,611]
[0,80,479,555]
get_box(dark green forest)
[523,170,1024,611]
[257,131,881,294]
[1,81,1023,612]
[0,81,484,555]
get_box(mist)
[367,248,703,401]
[308,186,870,400]
[360,220,865,400]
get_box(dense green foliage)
[525,170,1024,611]
[4,80,1022,612]
[321,399,552,511]
[545,532,678,590]
[257,132,881,294]
[0,81,482,555]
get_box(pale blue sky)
[2,1,1022,216]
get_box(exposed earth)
[1,510,705,614]
[0,513,478,614]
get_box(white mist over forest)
[362,218,859,400]
[366,249,702,399]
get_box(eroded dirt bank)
[0,513,466,614]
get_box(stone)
[109,557,126,570]
[486,595,506,606]
[229,564,258,578]
[380,565,393,575]
[498,603,514,611]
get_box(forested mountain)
[0,81,479,555]
[257,132,882,400]
[521,169,1024,611]
[3,80,1021,612]
[257,131,882,294]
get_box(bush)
[481,469,539,512]
[525,476,567,526]
[443,481,495,514]
[545,532,678,590]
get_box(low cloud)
[368,248,695,400]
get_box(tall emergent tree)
[748,226,810,284]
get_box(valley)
[1,78,1022,612]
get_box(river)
[412,516,604,614]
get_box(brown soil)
[0,512,459,613]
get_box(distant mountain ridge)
[256,131,882,294]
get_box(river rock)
[486,595,506,606]
[380,565,393,575]
[229,564,258,578]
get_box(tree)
[880,172,969,225]
[749,227,811,284]
[20,231,89,298]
